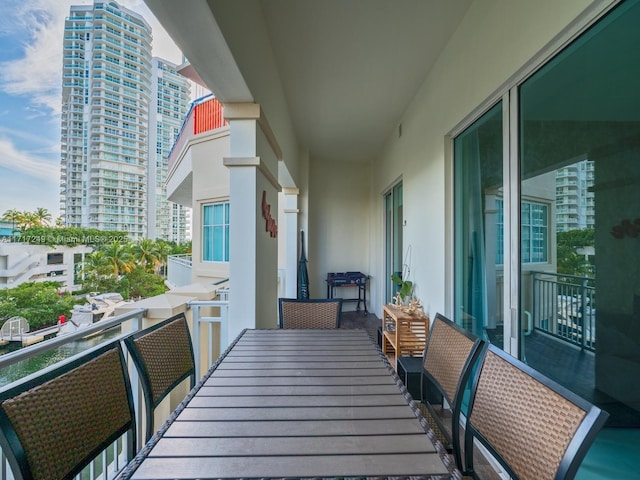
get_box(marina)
[0,292,128,348]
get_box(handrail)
[0,302,232,480]
[0,308,146,370]
[189,300,229,379]
[531,271,595,351]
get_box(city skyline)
[0,0,182,220]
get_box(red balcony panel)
[193,98,226,134]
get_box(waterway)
[0,326,123,388]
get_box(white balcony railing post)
[189,300,230,380]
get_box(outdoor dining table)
[120,328,460,479]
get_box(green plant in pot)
[391,273,414,305]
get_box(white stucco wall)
[190,128,231,284]
[369,0,596,319]
[308,159,371,307]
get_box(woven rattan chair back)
[464,344,609,480]
[0,341,135,480]
[420,313,484,471]
[278,298,343,329]
[124,313,196,441]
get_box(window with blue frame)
[202,202,230,262]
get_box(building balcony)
[165,96,228,208]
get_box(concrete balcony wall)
[167,254,193,288]
[166,120,231,286]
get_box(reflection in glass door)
[384,182,403,303]
[453,102,503,341]
[519,0,640,429]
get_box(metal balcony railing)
[531,271,596,351]
[0,298,230,480]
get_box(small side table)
[397,356,423,400]
[381,304,429,369]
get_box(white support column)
[224,103,281,337]
[283,188,299,298]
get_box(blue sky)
[0,0,181,220]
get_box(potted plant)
[391,273,414,304]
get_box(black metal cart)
[326,272,370,314]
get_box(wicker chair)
[278,298,343,328]
[464,344,609,480]
[124,313,196,441]
[0,341,136,480]
[418,313,485,472]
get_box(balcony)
[165,96,228,208]
[166,254,192,288]
[0,288,613,480]
[530,272,596,351]
[0,289,228,480]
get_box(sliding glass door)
[384,182,403,303]
[453,102,503,340]
[454,0,640,434]
[519,0,640,428]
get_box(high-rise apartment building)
[60,1,152,239]
[555,159,595,232]
[148,58,191,243]
[60,2,191,242]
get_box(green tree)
[33,207,52,226]
[0,282,79,330]
[101,241,134,277]
[1,209,21,239]
[154,240,174,276]
[557,228,595,277]
[132,238,159,273]
[19,211,39,229]
[126,266,168,298]
[80,250,111,282]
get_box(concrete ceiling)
[146,0,473,163]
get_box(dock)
[0,325,60,347]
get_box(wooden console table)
[382,304,429,369]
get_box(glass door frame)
[448,1,619,358]
[384,180,403,304]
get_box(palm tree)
[33,208,52,227]
[19,212,38,229]
[1,209,22,240]
[101,241,135,277]
[154,241,174,276]
[81,250,111,279]
[132,238,159,273]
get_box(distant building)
[0,243,91,291]
[0,221,14,239]
[147,58,191,243]
[555,160,595,232]
[60,1,191,241]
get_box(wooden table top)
[123,329,457,479]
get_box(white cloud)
[0,0,182,115]
[0,125,56,147]
[0,136,60,181]
[0,1,80,114]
